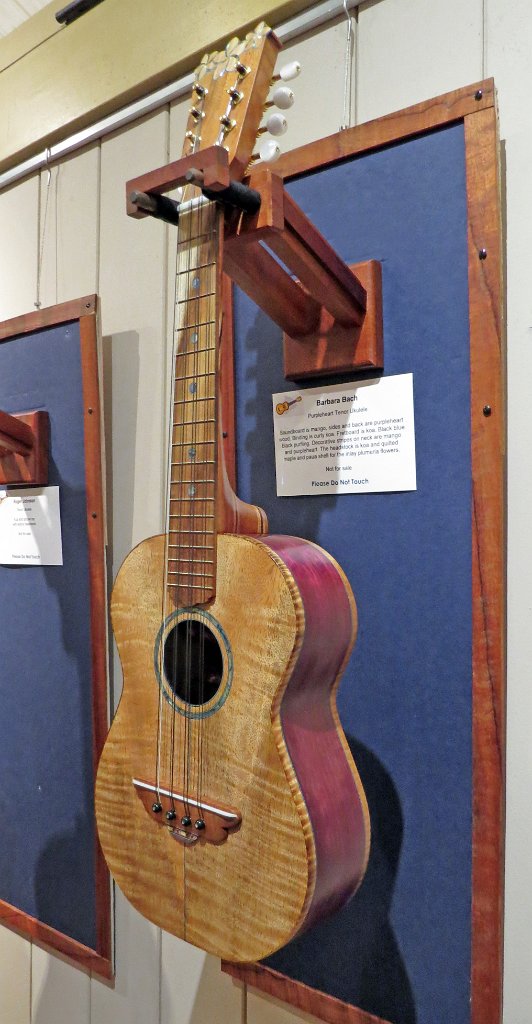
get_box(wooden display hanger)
[0,408,49,486]
[126,144,383,380]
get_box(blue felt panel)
[234,124,471,1024]
[0,321,96,950]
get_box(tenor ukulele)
[95,23,370,964]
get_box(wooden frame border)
[0,295,113,980]
[223,78,505,1024]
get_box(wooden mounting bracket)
[126,146,231,219]
[125,155,383,380]
[0,410,49,486]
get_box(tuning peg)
[270,85,294,110]
[273,60,301,83]
[258,138,281,163]
[265,113,287,137]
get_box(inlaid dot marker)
[189,381,197,394]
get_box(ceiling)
[0,0,51,39]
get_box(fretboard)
[167,198,221,607]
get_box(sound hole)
[163,619,223,706]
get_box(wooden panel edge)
[464,106,505,1024]
[277,79,495,180]
[0,898,113,980]
[222,963,391,1024]
[78,311,113,970]
[0,295,97,342]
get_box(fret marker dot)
[191,332,199,345]
[189,382,197,394]
[192,276,200,289]
[188,447,196,459]
[188,485,196,497]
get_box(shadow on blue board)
[267,736,415,1024]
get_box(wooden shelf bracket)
[0,409,49,486]
[126,147,383,381]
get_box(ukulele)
[95,23,370,964]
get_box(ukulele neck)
[166,196,223,607]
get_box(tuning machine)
[249,59,301,166]
[272,60,301,83]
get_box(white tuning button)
[278,61,301,82]
[266,112,287,137]
[259,138,281,163]
[271,85,294,110]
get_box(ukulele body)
[95,531,370,963]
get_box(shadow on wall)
[102,329,140,713]
[264,737,416,1024]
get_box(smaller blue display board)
[0,319,99,954]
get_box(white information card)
[0,486,63,565]
[272,373,416,497]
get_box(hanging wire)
[35,148,52,309]
[340,0,354,131]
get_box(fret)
[167,573,214,581]
[171,459,216,467]
[172,393,213,405]
[176,290,216,305]
[169,529,217,536]
[170,478,215,485]
[168,513,215,520]
[171,439,215,448]
[168,491,213,499]
[167,583,212,593]
[175,321,215,335]
[171,420,216,434]
[167,557,214,565]
[168,543,214,551]
[173,370,216,381]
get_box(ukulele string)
[182,186,198,822]
[168,184,191,821]
[195,199,216,820]
[156,169,184,809]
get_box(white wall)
[0,1,529,1022]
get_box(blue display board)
[0,300,111,976]
[233,123,472,1024]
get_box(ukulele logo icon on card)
[276,395,302,415]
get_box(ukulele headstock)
[182,23,281,181]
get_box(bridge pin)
[165,809,176,821]
[181,815,192,827]
[151,802,162,813]
[194,819,206,830]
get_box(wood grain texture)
[79,307,113,973]
[464,106,505,1024]
[0,295,97,340]
[283,261,383,380]
[223,963,392,1024]
[95,531,367,962]
[275,80,495,181]
[0,899,112,980]
[0,410,49,486]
